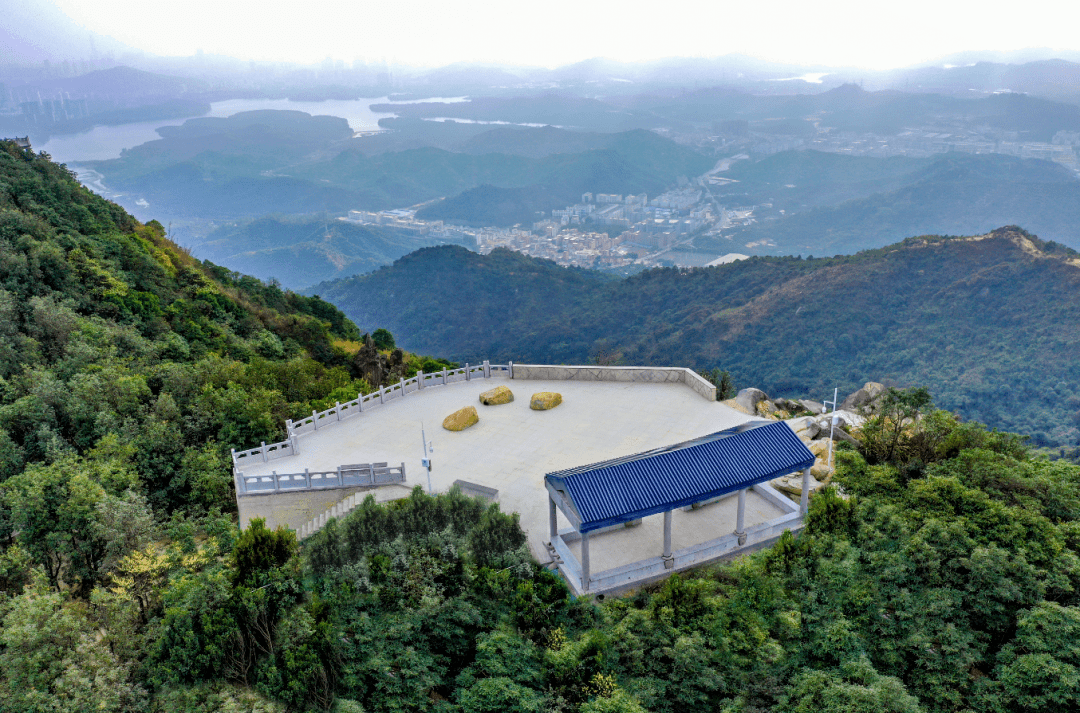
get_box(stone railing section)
[237,461,405,496]
[509,364,716,401]
[232,360,507,469]
[232,361,715,473]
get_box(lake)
[38,96,470,163]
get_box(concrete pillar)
[509,360,514,379]
[272,471,279,491]
[337,465,343,486]
[465,362,470,381]
[290,434,299,455]
[484,360,490,378]
[581,531,590,592]
[663,510,673,569]
[417,369,424,388]
[336,402,342,420]
[312,410,318,430]
[442,367,448,384]
[399,377,405,396]
[549,496,558,540]
[261,441,267,462]
[379,387,385,404]
[800,467,811,514]
[735,489,747,546]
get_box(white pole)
[421,423,433,493]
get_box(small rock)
[799,399,826,414]
[808,440,832,459]
[736,387,769,413]
[530,392,563,411]
[442,406,479,431]
[479,385,514,405]
[811,463,835,480]
[771,473,826,497]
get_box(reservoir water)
[38,96,470,163]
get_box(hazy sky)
[47,0,1080,70]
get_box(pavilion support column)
[800,467,811,515]
[735,488,747,546]
[662,510,674,569]
[548,496,558,541]
[581,531,590,592]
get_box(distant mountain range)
[710,152,1080,255]
[308,228,1080,446]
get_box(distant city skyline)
[34,0,1080,72]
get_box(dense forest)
[311,237,1080,447]
[3,142,1080,713]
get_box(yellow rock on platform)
[443,406,479,431]
[479,385,514,405]
[530,392,563,411]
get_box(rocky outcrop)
[530,392,563,411]
[841,381,885,412]
[736,387,769,414]
[443,406,479,431]
[479,385,514,405]
[799,399,826,414]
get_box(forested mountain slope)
[313,230,1080,445]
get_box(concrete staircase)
[297,484,411,539]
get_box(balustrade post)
[305,468,310,488]
[285,419,293,435]
[337,465,343,486]
[418,369,424,389]
[358,394,364,411]
[379,386,385,404]
[291,434,299,455]
[273,471,279,491]
[442,367,448,384]
[261,442,268,462]
[400,377,405,396]
[465,362,470,381]
[509,360,514,379]
[312,410,318,430]
[336,402,342,421]
[400,462,406,483]
[483,360,490,378]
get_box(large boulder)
[530,392,563,411]
[841,381,886,412]
[443,406,479,431]
[736,388,769,414]
[479,385,514,405]
[799,399,826,414]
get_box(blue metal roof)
[545,420,814,533]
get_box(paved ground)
[238,376,787,567]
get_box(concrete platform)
[237,375,766,570]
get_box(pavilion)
[544,420,815,596]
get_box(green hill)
[311,230,1080,446]
[193,215,456,289]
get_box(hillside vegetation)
[312,231,1080,446]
